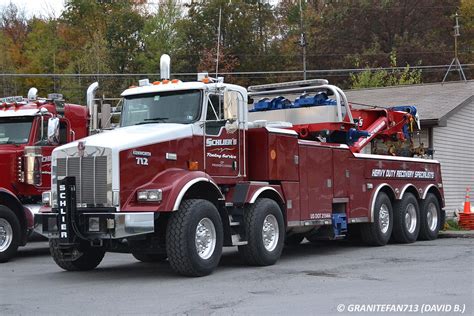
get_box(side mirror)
[47,117,60,145]
[223,90,239,121]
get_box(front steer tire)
[0,205,21,263]
[49,239,105,271]
[238,198,285,266]
[166,199,223,277]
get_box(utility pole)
[215,7,222,78]
[299,0,307,80]
[442,12,467,83]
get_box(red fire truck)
[36,55,444,276]
[0,83,103,262]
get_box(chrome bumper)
[34,212,155,239]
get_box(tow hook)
[90,239,103,247]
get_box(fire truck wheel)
[418,193,441,240]
[166,199,223,277]
[285,233,305,246]
[0,206,21,263]
[49,239,105,271]
[392,193,420,243]
[132,252,167,263]
[361,192,393,246]
[238,198,285,266]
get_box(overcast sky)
[0,0,281,18]
[0,0,65,18]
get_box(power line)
[0,64,471,78]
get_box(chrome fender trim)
[249,186,283,204]
[398,184,420,200]
[172,177,223,211]
[369,183,394,222]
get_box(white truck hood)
[55,123,194,153]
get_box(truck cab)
[0,90,88,262]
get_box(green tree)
[138,0,183,74]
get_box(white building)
[346,81,474,216]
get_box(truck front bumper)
[34,212,155,239]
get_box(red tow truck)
[36,55,444,276]
[0,83,102,262]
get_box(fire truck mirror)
[47,117,60,145]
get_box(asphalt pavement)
[0,237,472,315]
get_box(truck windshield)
[0,117,33,144]
[121,90,202,127]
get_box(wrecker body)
[36,56,445,276]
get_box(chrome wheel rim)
[379,204,390,234]
[405,203,418,234]
[427,202,438,232]
[262,214,279,252]
[0,218,13,252]
[195,218,216,260]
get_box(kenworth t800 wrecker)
[35,55,444,276]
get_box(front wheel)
[361,192,393,246]
[49,239,105,271]
[418,193,442,240]
[0,205,21,263]
[238,198,285,266]
[166,199,223,277]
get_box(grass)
[444,219,463,231]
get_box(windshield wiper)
[135,117,169,125]
[0,140,20,146]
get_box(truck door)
[204,89,244,179]
[34,116,70,189]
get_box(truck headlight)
[137,189,162,202]
[42,191,51,206]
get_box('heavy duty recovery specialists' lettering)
[371,169,435,179]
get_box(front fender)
[121,168,222,212]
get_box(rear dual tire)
[361,192,393,246]
[392,193,420,243]
[238,198,285,266]
[418,193,442,240]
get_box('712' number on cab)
[136,157,148,166]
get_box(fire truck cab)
[0,89,90,262]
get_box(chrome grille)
[56,156,108,205]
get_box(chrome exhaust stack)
[160,54,171,80]
[86,82,99,133]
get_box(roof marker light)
[138,79,150,87]
[153,81,161,85]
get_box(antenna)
[442,13,467,83]
[299,0,307,80]
[215,7,222,78]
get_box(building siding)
[433,101,474,215]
